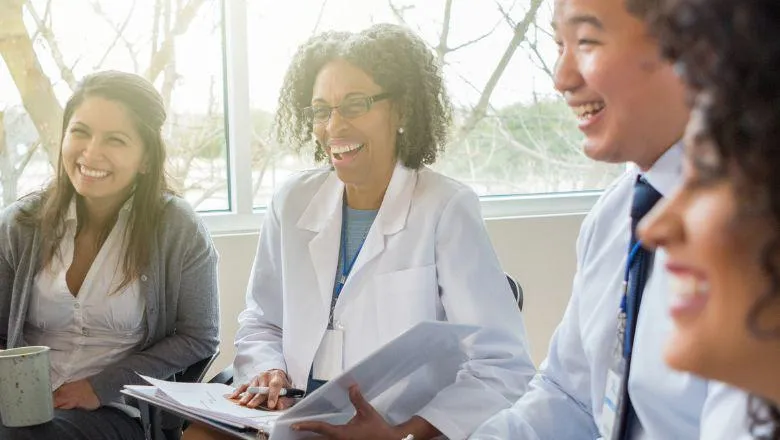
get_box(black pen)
[245,386,305,398]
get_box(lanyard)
[334,201,367,297]
[619,241,644,357]
[622,242,644,297]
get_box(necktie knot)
[631,176,663,222]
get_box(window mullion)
[223,0,253,215]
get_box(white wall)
[208,213,585,376]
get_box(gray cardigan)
[0,194,220,404]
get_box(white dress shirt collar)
[635,142,684,197]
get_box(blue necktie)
[617,176,663,440]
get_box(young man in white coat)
[470,0,753,438]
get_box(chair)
[139,350,219,440]
[506,273,524,311]
[174,351,219,384]
[208,364,234,386]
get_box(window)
[245,0,622,210]
[0,0,620,230]
[0,0,228,211]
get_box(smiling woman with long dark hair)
[0,71,219,440]
[639,0,780,438]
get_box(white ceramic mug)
[0,346,54,427]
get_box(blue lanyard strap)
[619,242,643,313]
[624,242,644,289]
[619,241,644,357]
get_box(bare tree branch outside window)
[0,0,623,211]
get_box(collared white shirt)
[470,144,752,439]
[26,197,145,391]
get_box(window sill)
[202,191,599,236]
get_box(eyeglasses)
[303,93,392,124]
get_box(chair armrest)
[208,365,234,386]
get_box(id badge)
[599,366,624,439]
[599,327,628,439]
[312,329,344,381]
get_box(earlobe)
[395,114,405,135]
[392,102,404,132]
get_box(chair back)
[506,273,524,311]
[175,351,219,384]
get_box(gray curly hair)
[274,23,453,169]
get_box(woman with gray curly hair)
[184,23,534,440]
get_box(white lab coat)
[233,162,535,439]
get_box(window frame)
[203,0,599,235]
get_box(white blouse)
[25,198,145,391]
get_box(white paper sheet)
[271,321,480,440]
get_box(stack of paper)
[124,375,282,431]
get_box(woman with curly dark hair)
[184,23,534,440]
[638,0,780,438]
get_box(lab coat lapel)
[297,172,344,310]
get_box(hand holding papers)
[289,383,403,440]
[123,375,283,433]
[230,369,296,410]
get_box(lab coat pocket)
[373,265,438,342]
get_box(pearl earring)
[398,127,405,134]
